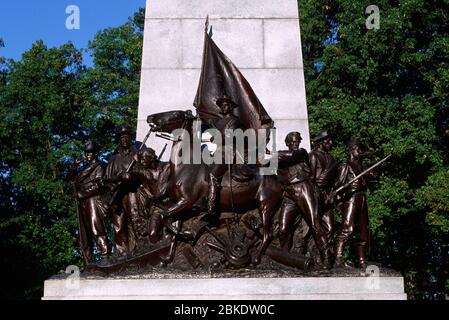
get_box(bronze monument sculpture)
[104,125,140,257]
[68,140,109,265]
[333,140,370,268]
[67,21,388,274]
[276,132,331,268]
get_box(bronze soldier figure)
[309,129,338,243]
[277,132,309,250]
[67,140,109,265]
[124,148,170,244]
[105,125,140,257]
[334,140,370,268]
[207,93,243,215]
[277,132,331,268]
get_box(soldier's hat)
[140,147,157,159]
[285,131,302,144]
[84,140,99,153]
[347,139,363,150]
[313,129,331,143]
[116,125,132,137]
[216,93,238,108]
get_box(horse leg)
[253,201,275,265]
[158,196,191,267]
[148,211,163,244]
[160,220,182,267]
[162,198,189,220]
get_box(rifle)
[328,154,391,201]
[106,126,154,206]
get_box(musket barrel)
[334,154,391,195]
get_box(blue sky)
[0,0,146,65]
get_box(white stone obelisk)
[137,0,311,159]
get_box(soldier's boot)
[316,236,331,269]
[355,243,367,269]
[321,247,332,269]
[278,228,291,251]
[149,212,164,244]
[96,236,111,266]
[333,239,346,268]
[207,174,220,215]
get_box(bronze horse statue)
[146,110,284,264]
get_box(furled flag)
[193,18,273,131]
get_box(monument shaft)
[137,0,311,158]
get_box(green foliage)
[0,9,145,300]
[417,168,449,234]
[0,38,7,84]
[0,40,85,299]
[83,8,144,151]
[299,0,449,299]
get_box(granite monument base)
[43,268,407,300]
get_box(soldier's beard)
[120,141,131,149]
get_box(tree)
[0,8,145,300]
[298,0,449,299]
[0,37,6,81]
[83,8,145,151]
[0,40,86,299]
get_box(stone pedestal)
[137,0,311,159]
[43,275,406,300]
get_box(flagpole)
[194,16,210,111]
[205,15,209,34]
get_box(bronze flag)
[193,21,273,131]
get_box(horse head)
[147,110,194,133]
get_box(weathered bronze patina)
[67,23,384,274]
